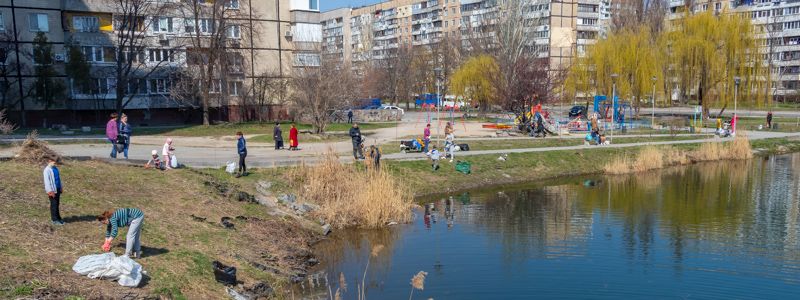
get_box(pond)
[300,153,800,299]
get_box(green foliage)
[31,32,66,110]
[567,11,767,113]
[449,55,498,111]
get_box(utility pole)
[734,76,740,136]
[651,76,657,129]
[611,73,618,142]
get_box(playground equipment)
[593,95,634,128]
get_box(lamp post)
[733,76,741,135]
[610,73,618,142]
[651,76,657,129]
[435,67,442,146]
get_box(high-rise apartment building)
[290,0,321,69]
[0,0,296,126]
[320,0,611,72]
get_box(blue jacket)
[237,137,247,155]
[43,165,62,193]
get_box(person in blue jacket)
[236,131,247,177]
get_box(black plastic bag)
[213,261,237,285]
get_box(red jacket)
[289,127,298,147]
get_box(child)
[428,145,440,171]
[43,156,64,225]
[145,150,165,170]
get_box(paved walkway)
[2,129,795,168]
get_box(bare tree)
[108,0,177,127]
[243,69,289,122]
[291,58,359,134]
[173,0,254,125]
[0,31,22,113]
[490,0,554,114]
[0,109,16,135]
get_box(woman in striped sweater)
[97,208,145,258]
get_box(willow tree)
[449,55,498,112]
[565,26,664,116]
[666,11,767,115]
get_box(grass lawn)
[14,122,397,138]
[0,160,316,299]
[379,135,713,154]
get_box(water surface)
[302,154,800,299]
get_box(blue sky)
[321,0,385,11]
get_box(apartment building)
[321,8,352,62]
[0,0,294,126]
[667,0,800,101]
[321,0,611,72]
[290,0,321,69]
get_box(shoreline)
[389,137,800,198]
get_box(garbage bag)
[170,155,178,168]
[455,161,471,174]
[225,161,237,174]
[73,253,143,287]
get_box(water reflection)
[302,154,800,299]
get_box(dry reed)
[603,134,753,175]
[409,271,428,300]
[289,153,413,228]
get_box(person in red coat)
[289,124,299,150]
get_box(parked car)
[381,105,405,115]
[568,105,587,118]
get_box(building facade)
[320,0,611,72]
[0,0,295,126]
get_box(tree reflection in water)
[303,154,800,298]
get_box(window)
[73,16,99,32]
[309,0,318,10]
[185,19,214,34]
[787,6,800,15]
[121,47,145,63]
[149,78,171,94]
[126,78,147,95]
[208,79,223,94]
[81,46,106,63]
[227,25,241,38]
[29,13,49,32]
[0,12,5,31]
[578,18,597,25]
[227,0,240,9]
[229,81,243,96]
[785,21,800,30]
[148,49,175,62]
[115,15,145,32]
[83,78,115,95]
[152,17,174,33]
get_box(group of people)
[43,156,145,258]
[424,122,457,171]
[105,113,132,159]
[586,113,609,145]
[272,123,300,151]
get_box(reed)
[603,134,753,175]
[289,153,413,228]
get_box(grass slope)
[0,160,316,299]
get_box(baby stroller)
[400,138,425,153]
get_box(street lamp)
[651,76,657,129]
[733,76,741,135]
[610,73,618,142]
[434,67,442,146]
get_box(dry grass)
[289,153,413,229]
[604,134,753,175]
[15,131,61,163]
